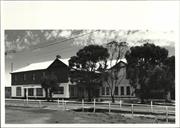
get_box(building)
[99,60,135,100]
[11,58,70,99]
[10,57,135,100]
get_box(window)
[23,74,26,81]
[115,87,119,95]
[101,87,105,95]
[14,75,17,81]
[36,88,43,96]
[42,72,46,77]
[106,87,110,95]
[54,87,64,94]
[28,88,34,96]
[16,87,21,96]
[126,86,130,95]
[32,74,36,81]
[121,86,124,95]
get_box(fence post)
[93,99,96,113]
[57,99,59,107]
[151,100,153,113]
[166,106,168,123]
[26,97,29,105]
[82,99,84,112]
[119,100,122,108]
[64,101,66,110]
[38,100,41,108]
[62,99,64,105]
[131,104,134,117]
[109,102,111,113]
[24,99,26,106]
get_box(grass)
[5,106,174,124]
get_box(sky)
[2,1,179,86]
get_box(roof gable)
[11,58,69,73]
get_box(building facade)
[11,58,70,99]
[10,58,135,100]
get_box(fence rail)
[5,98,175,123]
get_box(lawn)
[5,106,172,124]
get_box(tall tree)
[41,72,59,101]
[125,43,168,103]
[102,41,128,103]
[69,45,109,101]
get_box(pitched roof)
[11,58,69,73]
[11,58,127,73]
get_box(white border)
[1,1,180,127]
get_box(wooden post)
[57,99,59,107]
[62,99,64,105]
[93,99,96,113]
[109,102,111,113]
[64,101,66,110]
[151,100,153,113]
[166,106,168,123]
[26,97,29,105]
[119,100,122,108]
[82,99,84,112]
[24,99,26,106]
[38,100,41,108]
[131,104,134,117]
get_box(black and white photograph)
[1,1,180,127]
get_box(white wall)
[11,83,70,98]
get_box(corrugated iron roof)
[11,58,126,73]
[11,58,69,73]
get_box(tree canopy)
[125,43,170,102]
[69,45,109,100]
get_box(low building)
[99,60,136,100]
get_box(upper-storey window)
[23,74,26,81]
[42,72,46,78]
[14,75,17,81]
[32,74,36,81]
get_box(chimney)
[56,55,61,59]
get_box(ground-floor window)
[36,88,43,96]
[101,87,105,95]
[28,88,34,96]
[54,87,64,94]
[126,86,130,95]
[106,87,110,95]
[16,87,21,96]
[121,86,124,95]
[115,86,119,95]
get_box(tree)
[147,63,174,101]
[41,72,59,101]
[102,41,128,103]
[125,43,168,103]
[69,45,109,101]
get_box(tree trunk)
[111,94,115,103]
[49,90,53,102]
[45,88,49,101]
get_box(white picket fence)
[6,98,175,123]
